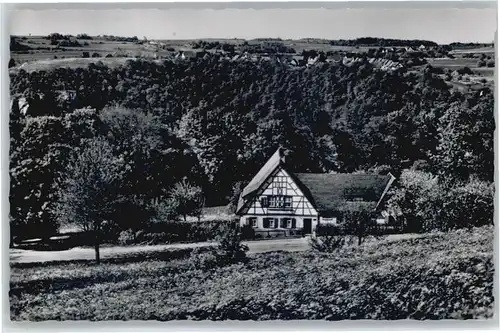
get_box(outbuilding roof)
[293,173,395,215]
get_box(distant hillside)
[329,37,438,47]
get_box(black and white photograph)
[4,1,497,324]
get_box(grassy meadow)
[10,226,494,321]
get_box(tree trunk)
[94,223,100,265]
[183,214,187,222]
[95,241,100,264]
[357,222,362,246]
[10,229,15,248]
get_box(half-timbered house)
[236,148,395,234]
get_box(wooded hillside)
[9,54,494,239]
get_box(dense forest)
[9,53,494,239]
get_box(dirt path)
[10,234,421,264]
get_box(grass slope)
[10,57,161,74]
[10,226,494,321]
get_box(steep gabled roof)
[236,148,285,213]
[293,173,395,215]
[241,148,285,199]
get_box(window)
[249,217,257,228]
[276,196,284,208]
[286,219,292,228]
[280,218,287,228]
[260,196,269,208]
[273,176,287,195]
[267,195,292,209]
[273,218,279,228]
[263,218,272,228]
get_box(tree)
[100,106,193,202]
[340,204,378,246]
[443,178,494,230]
[169,179,204,221]
[9,58,16,68]
[387,169,444,232]
[55,138,124,264]
[227,181,243,213]
[10,116,67,240]
[433,92,494,182]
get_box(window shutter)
[292,218,296,229]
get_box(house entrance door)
[303,218,312,234]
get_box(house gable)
[238,166,318,216]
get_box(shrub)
[168,179,204,221]
[139,232,168,244]
[82,51,90,58]
[188,247,219,270]
[118,229,135,245]
[141,220,227,245]
[186,222,218,242]
[240,224,255,240]
[214,223,248,264]
[315,224,342,236]
[187,222,248,269]
[457,66,473,75]
[149,199,179,225]
[309,234,350,253]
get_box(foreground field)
[10,227,493,321]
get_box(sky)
[8,4,497,44]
